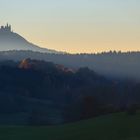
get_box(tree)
[81,96,99,119]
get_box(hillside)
[0,59,140,125]
[0,24,59,53]
[0,112,140,140]
[0,59,115,125]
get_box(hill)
[0,24,60,53]
[0,112,140,140]
[0,59,140,125]
[0,59,114,125]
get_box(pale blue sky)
[0,0,140,53]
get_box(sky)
[0,0,140,53]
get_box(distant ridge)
[0,24,61,53]
[0,50,140,80]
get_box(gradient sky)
[0,0,140,53]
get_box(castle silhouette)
[0,23,12,33]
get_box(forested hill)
[0,58,140,125]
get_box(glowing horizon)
[0,0,140,53]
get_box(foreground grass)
[0,112,140,140]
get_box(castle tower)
[0,23,12,32]
[6,23,8,27]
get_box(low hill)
[0,59,140,125]
[0,59,114,125]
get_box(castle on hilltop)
[0,23,12,32]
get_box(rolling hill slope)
[1,112,140,140]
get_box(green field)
[1,112,140,140]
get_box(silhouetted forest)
[0,58,140,125]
